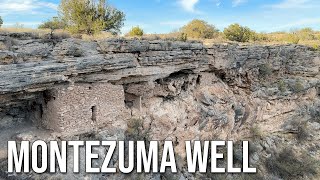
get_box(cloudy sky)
[0,0,319,33]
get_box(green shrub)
[180,19,219,39]
[286,33,300,44]
[291,80,304,93]
[258,63,273,78]
[310,107,320,123]
[223,23,253,42]
[38,17,66,38]
[288,119,311,142]
[127,26,144,37]
[59,0,125,35]
[250,125,263,140]
[177,32,188,42]
[295,28,316,40]
[125,118,149,141]
[250,32,269,42]
[266,148,319,179]
[297,122,310,142]
[311,44,320,51]
[277,80,287,93]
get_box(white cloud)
[160,20,189,26]
[178,0,199,12]
[39,2,58,10]
[265,0,317,9]
[0,0,58,15]
[270,18,320,30]
[232,0,248,7]
[209,0,221,7]
[3,21,42,27]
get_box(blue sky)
[0,0,319,33]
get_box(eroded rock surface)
[0,32,319,180]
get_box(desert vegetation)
[127,26,144,37]
[310,106,320,123]
[223,23,253,42]
[58,0,125,35]
[0,1,319,49]
[266,148,319,179]
[180,19,219,39]
[38,17,66,39]
[125,118,149,141]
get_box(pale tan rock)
[0,32,319,179]
[42,83,130,135]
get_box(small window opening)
[91,106,97,122]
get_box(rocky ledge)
[1,33,319,96]
[0,32,319,180]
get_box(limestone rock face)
[0,32,319,179]
[42,83,130,134]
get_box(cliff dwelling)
[40,83,130,134]
[0,32,319,179]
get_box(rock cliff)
[0,32,319,180]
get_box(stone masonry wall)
[0,32,319,180]
[42,83,130,134]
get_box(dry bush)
[290,79,304,93]
[1,25,320,49]
[258,63,273,78]
[277,80,287,93]
[289,119,311,142]
[202,33,229,45]
[0,27,46,33]
[0,28,71,40]
[310,106,320,123]
[176,32,188,42]
[180,19,219,39]
[251,32,269,42]
[81,31,115,40]
[251,30,320,48]
[266,148,319,179]
[204,29,320,47]
[0,27,47,39]
[140,34,161,40]
[38,17,66,38]
[286,33,300,44]
[143,32,181,41]
[250,125,263,140]
[0,42,7,50]
[296,122,310,142]
[39,29,71,40]
[295,28,317,41]
[127,26,144,37]
[223,23,253,42]
[125,118,149,141]
[311,43,320,51]
[267,32,296,43]
[141,32,193,41]
[54,31,71,39]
